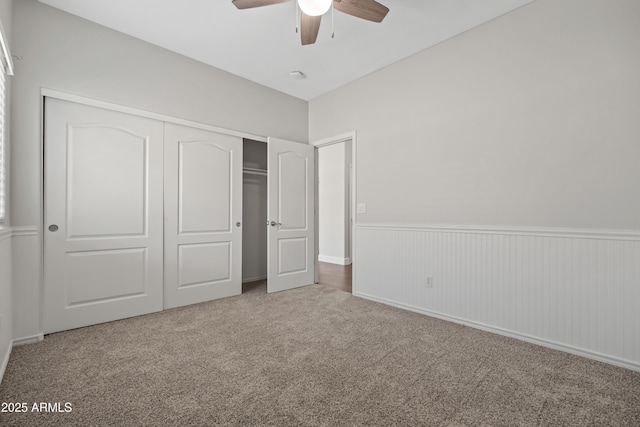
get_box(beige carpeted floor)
[1,282,639,426]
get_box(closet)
[242,139,267,284]
[43,96,314,334]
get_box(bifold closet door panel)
[43,98,164,334]
[164,123,243,308]
[266,137,315,293]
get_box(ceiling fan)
[232,0,389,45]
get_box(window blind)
[0,23,12,223]
[0,67,6,221]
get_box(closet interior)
[242,139,268,286]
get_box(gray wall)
[309,0,640,369]
[310,0,640,231]
[10,0,308,340]
[13,0,307,227]
[5,0,640,371]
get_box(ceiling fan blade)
[301,13,322,45]
[232,0,290,10]
[333,0,389,23]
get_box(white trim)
[0,226,38,242]
[354,291,640,372]
[356,223,640,241]
[39,94,46,338]
[11,226,38,237]
[0,227,10,242]
[311,131,357,293]
[310,131,354,147]
[41,88,268,142]
[0,340,10,384]
[318,255,351,265]
[12,334,44,346]
[3,335,46,383]
[242,275,267,283]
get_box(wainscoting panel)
[11,227,41,343]
[354,224,640,370]
[0,230,12,383]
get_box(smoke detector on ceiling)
[289,71,306,80]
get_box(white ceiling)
[39,0,533,100]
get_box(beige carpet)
[1,283,639,426]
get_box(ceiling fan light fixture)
[297,0,332,17]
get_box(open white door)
[267,137,315,293]
[44,98,164,333]
[164,123,243,308]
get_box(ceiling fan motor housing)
[298,0,332,17]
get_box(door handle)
[48,224,59,232]
[269,221,282,227]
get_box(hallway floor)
[317,262,352,293]
[242,262,352,294]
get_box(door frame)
[311,131,357,293]
[41,89,268,142]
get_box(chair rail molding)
[356,223,640,241]
[11,226,39,238]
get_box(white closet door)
[164,123,243,308]
[43,98,164,334]
[267,137,315,293]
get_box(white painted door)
[44,98,164,334]
[267,137,315,293]
[164,123,242,308]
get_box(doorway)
[313,134,356,293]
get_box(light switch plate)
[357,203,366,214]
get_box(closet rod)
[243,167,267,176]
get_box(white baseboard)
[13,334,44,346]
[318,255,352,265]
[0,341,11,384]
[1,334,45,384]
[354,291,640,373]
[242,275,266,283]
